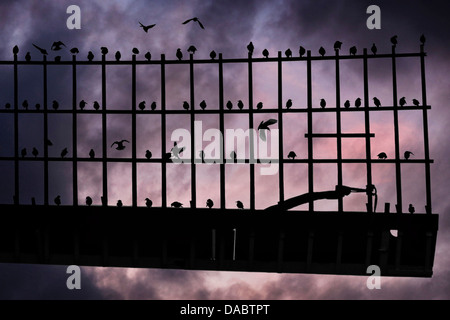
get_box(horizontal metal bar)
[305,133,375,138]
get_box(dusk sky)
[0,0,449,299]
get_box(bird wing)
[121,140,130,144]
[259,128,267,141]
[197,20,205,29]
[139,22,145,27]
[263,119,278,127]
[111,141,118,147]
[182,18,194,24]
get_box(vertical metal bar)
[420,45,432,214]
[101,53,108,206]
[43,55,49,206]
[131,54,137,207]
[13,50,19,205]
[391,46,402,213]
[189,53,196,208]
[72,55,78,206]
[218,53,226,209]
[306,50,314,212]
[277,51,284,204]
[335,49,343,212]
[248,52,255,211]
[363,49,373,213]
[161,54,167,208]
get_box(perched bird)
[247,42,254,56]
[182,17,205,29]
[210,50,216,60]
[93,101,100,110]
[299,46,306,57]
[199,150,205,163]
[288,151,297,160]
[145,198,153,208]
[236,201,244,209]
[22,99,28,110]
[52,100,59,110]
[412,99,420,106]
[420,34,426,45]
[390,35,398,47]
[111,140,129,150]
[25,52,31,61]
[13,45,19,55]
[61,148,68,158]
[230,151,237,162]
[70,47,79,55]
[144,51,151,61]
[318,46,326,57]
[54,56,61,62]
[187,45,197,55]
[404,151,414,160]
[349,46,357,56]
[21,148,27,158]
[5,103,11,109]
[237,100,244,110]
[200,100,207,110]
[32,147,38,158]
[320,98,326,108]
[86,196,93,206]
[139,22,156,32]
[355,97,362,108]
[54,195,61,206]
[176,48,183,60]
[171,142,185,158]
[408,204,415,214]
[182,101,190,110]
[138,101,146,110]
[262,49,269,58]
[371,43,377,55]
[256,102,263,110]
[101,47,108,55]
[51,41,66,51]
[87,51,94,61]
[171,201,183,208]
[377,152,387,159]
[117,200,123,207]
[35,103,41,110]
[164,152,172,161]
[373,97,381,107]
[334,41,342,51]
[145,150,152,159]
[399,97,406,107]
[257,119,277,141]
[150,101,157,110]
[206,199,214,209]
[132,47,139,55]
[226,100,233,110]
[344,100,350,108]
[285,48,292,58]
[286,99,292,109]
[89,149,95,159]
[32,44,48,55]
[115,51,121,61]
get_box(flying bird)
[318,46,326,56]
[182,17,204,29]
[287,151,297,160]
[182,101,190,110]
[256,102,263,110]
[139,22,156,32]
[171,142,185,158]
[145,198,153,208]
[226,100,233,110]
[51,41,66,51]
[25,52,31,61]
[138,101,146,110]
[408,204,415,214]
[206,199,214,209]
[344,100,350,108]
[373,97,381,107]
[399,97,406,107]
[115,51,121,61]
[210,50,216,60]
[237,100,244,110]
[93,101,100,110]
[334,41,342,51]
[52,100,59,110]
[32,147,38,158]
[390,35,398,47]
[247,42,254,56]
[101,47,108,55]
[70,47,79,55]
[355,98,362,108]
[150,101,157,110]
[111,140,129,150]
[236,201,244,209]
[420,34,426,45]
[187,45,197,55]
[257,119,277,141]
[286,99,292,109]
[349,46,357,56]
[132,47,139,55]
[117,200,123,207]
[320,98,326,108]
[46,139,53,146]
[412,99,420,106]
[61,147,68,158]
[171,201,183,208]
[144,51,151,61]
[262,49,269,58]
[377,152,387,159]
[86,196,93,206]
[404,151,414,160]
[145,150,152,159]
[54,195,61,206]
[87,51,94,61]
[200,100,207,110]
[285,48,292,58]
[371,43,377,55]
[32,44,48,55]
[13,45,19,55]
[299,46,306,57]
[176,48,183,60]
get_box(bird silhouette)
[420,34,426,45]
[132,48,139,55]
[371,43,377,55]
[230,151,237,162]
[52,100,59,110]
[139,22,156,32]
[319,46,326,56]
[404,151,414,160]
[176,48,183,60]
[5,103,11,109]
[377,152,387,159]
[101,47,108,55]
[32,147,38,158]
[408,204,415,214]
[35,103,41,110]
[115,51,121,61]
[171,142,185,158]
[200,100,207,110]
[349,46,357,56]
[391,35,398,47]
[182,17,204,29]
[87,51,94,61]
[70,47,79,55]
[171,201,183,208]
[61,148,68,158]
[51,41,66,51]
[32,44,48,55]
[22,99,28,110]
[138,101,146,110]
[334,41,342,51]
[257,119,277,141]
[21,148,27,158]
[256,102,263,110]
[86,196,93,206]
[182,101,190,110]
[373,97,381,107]
[117,200,123,207]
[145,150,152,159]
[286,99,292,109]
[412,99,420,106]
[54,195,61,206]
[299,46,306,57]
[145,198,153,208]
[111,140,129,150]
[144,51,151,61]
[13,45,19,55]
[288,151,297,159]
[236,201,244,209]
[25,52,31,61]
[89,149,95,159]
[187,45,197,55]
[150,101,157,110]
[237,100,244,110]
[54,56,61,62]
[320,98,326,108]
[344,100,350,108]
[226,100,233,110]
[262,49,269,58]
[285,48,292,58]
[93,101,100,110]
[199,150,205,163]
[247,42,254,56]
[210,50,217,60]
[399,97,406,107]
[206,199,214,209]
[355,97,362,108]
[164,152,172,162]
[46,139,53,146]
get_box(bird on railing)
[182,101,190,110]
[171,201,183,208]
[288,151,297,160]
[132,48,139,55]
[210,50,216,60]
[344,100,350,108]
[79,100,87,110]
[373,97,381,107]
[412,99,420,107]
[144,51,151,61]
[285,48,292,58]
[145,150,152,159]
[21,148,27,158]
[420,34,426,45]
[256,102,263,110]
[87,51,94,61]
[54,195,61,206]
[115,51,121,61]
[408,204,415,214]
[101,47,108,55]
[54,56,61,62]
[176,48,183,60]
[13,45,19,55]
[22,99,28,110]
[52,100,59,110]
[93,101,100,110]
[247,41,254,56]
[319,46,326,57]
[206,199,214,209]
[200,100,207,110]
[299,46,306,57]
[320,98,326,108]
[35,103,41,110]
[334,41,342,51]
[151,101,157,110]
[349,46,357,56]
[51,41,66,51]
[25,52,31,61]
[355,97,362,108]
[182,17,204,29]
[86,196,93,206]
[164,152,172,162]
[145,198,153,208]
[70,47,79,55]
[61,147,68,158]
[236,201,244,209]
[391,35,398,47]
[139,22,156,32]
[230,151,237,162]
[187,45,197,55]
[286,99,292,109]
[377,152,387,159]
[226,100,233,110]
[138,101,146,110]
[371,43,377,55]
[262,49,269,58]
[399,97,406,107]
[32,44,48,55]
[117,200,123,207]
[5,103,11,109]
[111,140,129,150]
[171,142,185,159]
[89,149,95,159]
[32,147,38,158]
[257,118,277,141]
[199,150,205,163]
[404,151,414,160]
[237,100,244,110]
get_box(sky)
[0,0,450,300]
